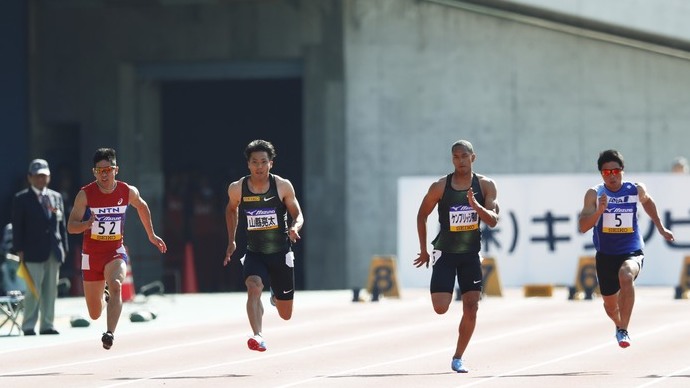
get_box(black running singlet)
[240,174,289,254]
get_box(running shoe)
[247,335,267,352]
[269,288,276,307]
[102,331,114,350]
[451,358,468,373]
[616,329,631,348]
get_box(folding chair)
[0,292,25,336]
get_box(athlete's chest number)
[97,221,117,235]
[90,219,123,241]
[602,212,633,233]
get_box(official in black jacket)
[11,159,68,336]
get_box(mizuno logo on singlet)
[246,209,275,216]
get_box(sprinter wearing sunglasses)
[578,149,674,348]
[68,148,167,350]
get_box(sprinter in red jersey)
[68,148,167,349]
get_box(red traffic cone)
[183,242,198,293]
[122,263,135,302]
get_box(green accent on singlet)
[240,174,289,254]
[431,173,484,254]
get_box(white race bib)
[89,206,127,241]
[90,217,123,241]
[449,205,479,232]
[246,208,280,231]
[602,211,634,233]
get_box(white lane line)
[0,299,428,382]
[0,295,564,385]
[0,332,249,376]
[91,292,543,386]
[0,312,343,377]
[0,297,415,374]
[93,319,685,388]
[635,364,690,387]
[98,319,457,387]
[456,323,681,388]
[96,295,557,386]
[272,321,571,388]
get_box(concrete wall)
[31,0,346,289]
[343,0,690,287]
[29,0,690,289]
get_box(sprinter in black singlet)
[224,140,304,352]
[414,140,499,373]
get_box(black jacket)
[11,187,68,263]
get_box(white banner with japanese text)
[397,174,690,288]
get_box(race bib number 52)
[90,216,123,241]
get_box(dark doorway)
[43,123,82,296]
[160,78,304,293]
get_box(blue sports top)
[592,181,643,254]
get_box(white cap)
[28,159,50,176]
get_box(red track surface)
[1,287,689,387]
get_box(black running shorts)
[429,251,483,294]
[595,250,644,296]
[243,250,296,300]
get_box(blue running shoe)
[247,335,267,352]
[616,329,630,348]
[451,358,468,373]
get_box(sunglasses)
[93,166,117,174]
[601,168,623,177]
